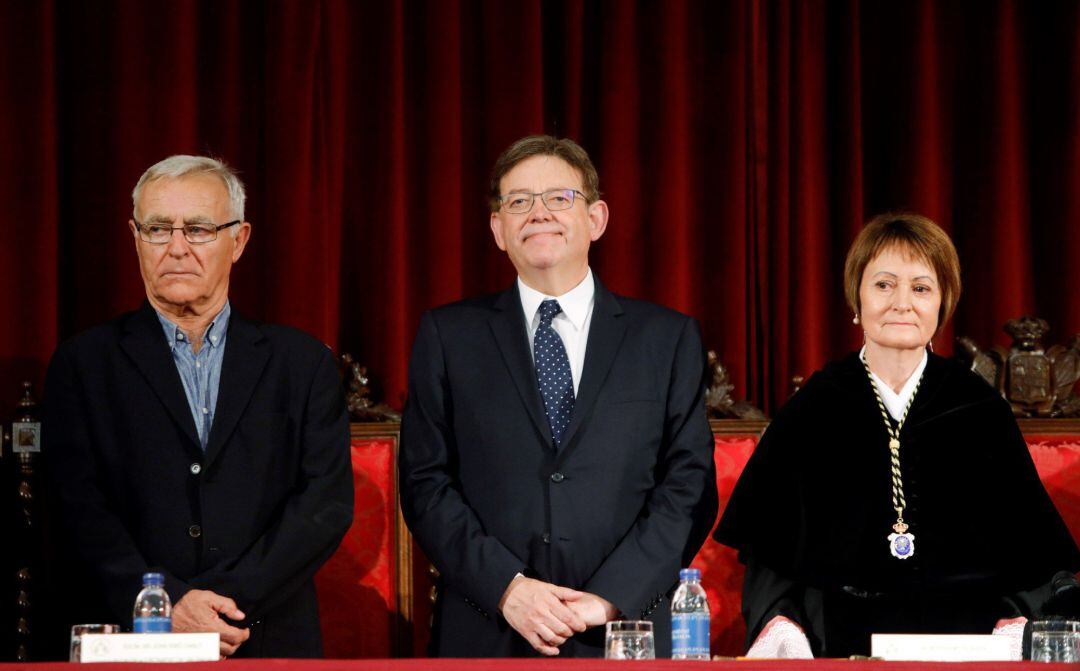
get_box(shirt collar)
[859,345,928,405]
[518,268,595,331]
[156,301,232,350]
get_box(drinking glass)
[1030,619,1080,663]
[605,620,655,660]
[70,623,120,662]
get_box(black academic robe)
[713,352,1080,658]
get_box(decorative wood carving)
[1016,417,1080,435]
[427,565,438,606]
[956,316,1080,417]
[709,418,769,436]
[338,354,401,423]
[704,351,767,420]
[10,382,40,662]
[791,375,805,397]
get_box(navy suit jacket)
[43,302,353,658]
[399,278,718,657]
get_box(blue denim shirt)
[155,302,231,450]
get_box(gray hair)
[132,155,247,229]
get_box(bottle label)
[133,616,172,633]
[671,612,710,657]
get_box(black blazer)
[43,302,353,658]
[399,278,718,657]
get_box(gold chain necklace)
[861,355,922,560]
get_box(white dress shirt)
[518,269,595,396]
[860,345,928,421]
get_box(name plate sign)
[871,634,1016,661]
[79,632,219,663]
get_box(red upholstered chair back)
[315,423,413,658]
[692,422,764,656]
[1027,433,1080,547]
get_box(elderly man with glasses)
[43,155,353,659]
[399,135,718,657]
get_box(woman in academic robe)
[713,213,1080,658]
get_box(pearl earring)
[853,314,860,325]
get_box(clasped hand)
[498,575,617,655]
[172,589,251,657]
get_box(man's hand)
[172,589,251,657]
[565,591,618,627]
[498,575,588,655]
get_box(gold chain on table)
[860,356,922,528]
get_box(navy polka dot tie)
[534,299,575,448]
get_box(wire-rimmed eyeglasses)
[134,220,240,244]
[498,189,588,214]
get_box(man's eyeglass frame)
[134,220,241,244]
[498,189,589,214]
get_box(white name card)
[871,634,1016,661]
[79,633,219,663]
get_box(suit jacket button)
[188,525,202,538]
[190,463,202,475]
[549,472,565,483]
[541,533,551,544]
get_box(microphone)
[1044,571,1080,618]
[1022,571,1080,659]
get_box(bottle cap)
[142,572,164,586]
[679,568,701,581]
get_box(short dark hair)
[488,135,600,212]
[843,212,962,333]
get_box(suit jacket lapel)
[558,279,626,453]
[120,302,201,452]
[489,284,551,447]
[204,313,270,468]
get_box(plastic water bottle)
[133,572,172,633]
[671,567,710,660]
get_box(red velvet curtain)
[2,0,1079,415]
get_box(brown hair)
[843,212,962,332]
[488,135,600,212]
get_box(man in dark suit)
[399,135,717,657]
[43,155,353,658]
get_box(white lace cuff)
[746,616,814,659]
[991,617,1027,661]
